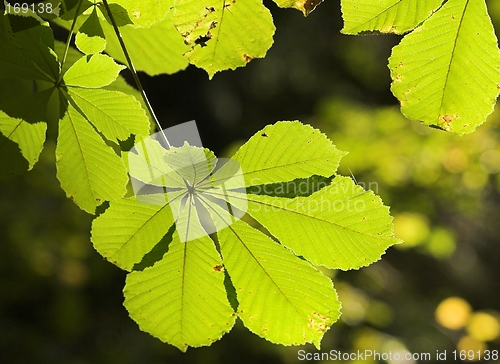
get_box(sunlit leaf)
[218,219,340,348]
[124,233,236,352]
[341,0,442,34]
[0,111,46,170]
[56,105,128,213]
[91,121,398,350]
[389,0,500,134]
[231,121,346,186]
[172,0,275,78]
[75,7,106,54]
[229,176,401,270]
[63,54,125,88]
[101,13,189,76]
[68,87,150,141]
[91,197,176,270]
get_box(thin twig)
[57,0,85,85]
[100,0,171,148]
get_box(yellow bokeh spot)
[462,166,488,190]
[425,227,456,259]
[435,297,472,330]
[394,213,430,248]
[457,336,487,361]
[443,148,469,174]
[467,312,500,342]
[480,149,500,174]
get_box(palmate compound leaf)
[388,0,500,134]
[341,0,443,35]
[91,121,399,350]
[172,0,276,78]
[53,40,151,212]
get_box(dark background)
[2,0,500,363]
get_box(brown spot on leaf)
[243,54,252,63]
[261,133,268,137]
[213,264,223,272]
[304,0,324,16]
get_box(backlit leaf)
[0,111,46,170]
[389,0,500,134]
[218,219,340,348]
[91,121,398,350]
[75,7,106,54]
[63,54,125,88]
[341,0,442,34]
[56,105,128,213]
[101,13,189,76]
[124,233,236,352]
[68,87,150,141]
[231,121,346,186]
[172,0,275,78]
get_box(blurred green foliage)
[2,0,500,363]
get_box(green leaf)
[0,111,46,170]
[63,54,125,88]
[273,0,325,16]
[0,131,29,180]
[218,220,340,348]
[231,176,401,270]
[0,79,54,124]
[59,0,94,21]
[101,13,189,76]
[91,198,176,270]
[99,3,133,27]
[125,141,248,242]
[108,0,171,28]
[67,87,150,141]
[341,0,443,34]
[56,105,128,213]
[124,233,236,352]
[172,0,275,78]
[90,121,398,350]
[124,137,184,187]
[53,40,84,74]
[75,7,106,54]
[0,14,59,81]
[389,0,500,134]
[231,121,347,186]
